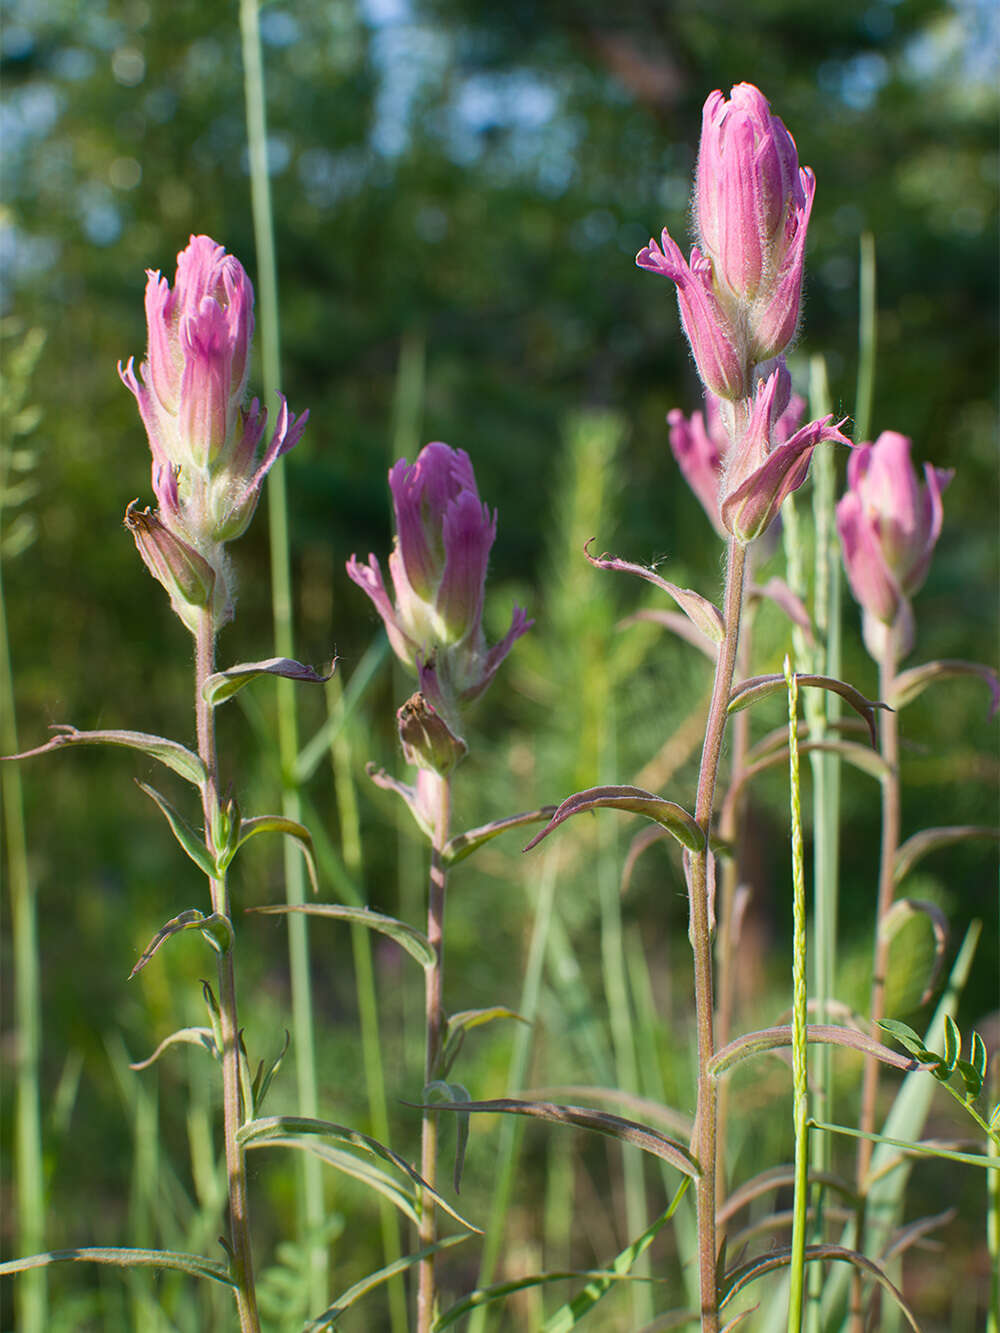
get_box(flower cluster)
[348,442,531,772]
[120,235,308,632]
[640,84,847,542]
[837,431,952,659]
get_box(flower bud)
[124,501,231,634]
[397,692,468,776]
[836,431,952,658]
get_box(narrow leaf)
[955,1058,984,1101]
[728,674,888,746]
[971,1030,987,1084]
[890,658,1000,715]
[306,1235,471,1330]
[523,785,703,855]
[228,814,319,894]
[709,1024,929,1078]
[748,576,814,641]
[247,1134,420,1225]
[543,1180,690,1331]
[617,607,719,660]
[202,656,334,706]
[719,1244,920,1330]
[425,1081,471,1193]
[2,725,206,786]
[942,1015,960,1075]
[584,539,725,642]
[251,1029,290,1114]
[249,903,435,970]
[366,764,434,839]
[136,782,217,879]
[406,1097,698,1179]
[444,808,559,866]
[238,1116,481,1232]
[129,910,233,979]
[445,1007,528,1047]
[0,1247,236,1289]
[808,1120,997,1170]
[129,1027,217,1070]
[894,825,1000,884]
[433,1270,666,1331]
[877,1018,935,1062]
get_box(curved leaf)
[129,909,233,980]
[227,814,319,894]
[249,903,435,970]
[808,1119,997,1170]
[524,785,703,855]
[890,658,999,715]
[617,608,718,661]
[719,1244,920,1330]
[444,807,558,866]
[366,763,434,839]
[709,1024,928,1078]
[247,1134,420,1225]
[0,1246,236,1289]
[406,1097,698,1179]
[718,1165,859,1224]
[441,1007,528,1077]
[2,725,205,786]
[524,1085,692,1138]
[584,539,725,642]
[433,1272,670,1332]
[203,655,334,707]
[238,1115,481,1232]
[728,674,888,746]
[748,576,813,641]
[722,739,889,820]
[129,1026,217,1070]
[306,1235,471,1331]
[136,781,217,879]
[894,825,1000,884]
[425,1081,471,1192]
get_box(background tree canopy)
[1,0,997,1323]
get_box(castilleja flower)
[837,431,952,659]
[637,84,814,398]
[119,235,308,629]
[347,442,530,770]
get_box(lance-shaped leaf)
[306,1235,471,1331]
[719,1244,920,1330]
[617,607,719,660]
[708,1023,930,1078]
[728,673,889,746]
[432,1268,670,1332]
[129,1026,217,1070]
[748,576,814,641]
[523,785,703,855]
[129,909,233,979]
[136,782,217,879]
[584,539,725,643]
[225,814,319,894]
[441,1008,529,1077]
[894,825,1000,885]
[890,658,999,715]
[248,903,435,970]
[880,898,949,1004]
[425,1081,472,1192]
[0,1247,236,1289]
[238,1115,481,1232]
[2,725,205,787]
[444,809,558,866]
[202,655,335,707]
[405,1097,699,1179]
[367,763,434,839]
[718,1164,860,1224]
[809,1118,997,1170]
[251,1029,290,1115]
[263,1136,422,1225]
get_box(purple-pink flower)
[120,235,308,550]
[637,84,814,397]
[347,443,530,762]
[836,431,952,658]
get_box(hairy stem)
[689,537,747,1332]
[851,635,899,1331]
[196,610,260,1333]
[417,771,452,1333]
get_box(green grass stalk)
[785,661,808,1333]
[326,673,408,1333]
[0,554,46,1332]
[238,0,326,1309]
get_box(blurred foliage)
[1,0,997,1327]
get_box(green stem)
[786,664,808,1332]
[851,636,899,1331]
[0,544,47,1332]
[196,610,260,1333]
[418,771,451,1333]
[238,0,326,1305]
[688,536,747,1333]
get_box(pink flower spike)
[667,404,727,535]
[346,553,419,669]
[636,230,748,400]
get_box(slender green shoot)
[786,660,808,1332]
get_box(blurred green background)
[2,0,997,1328]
